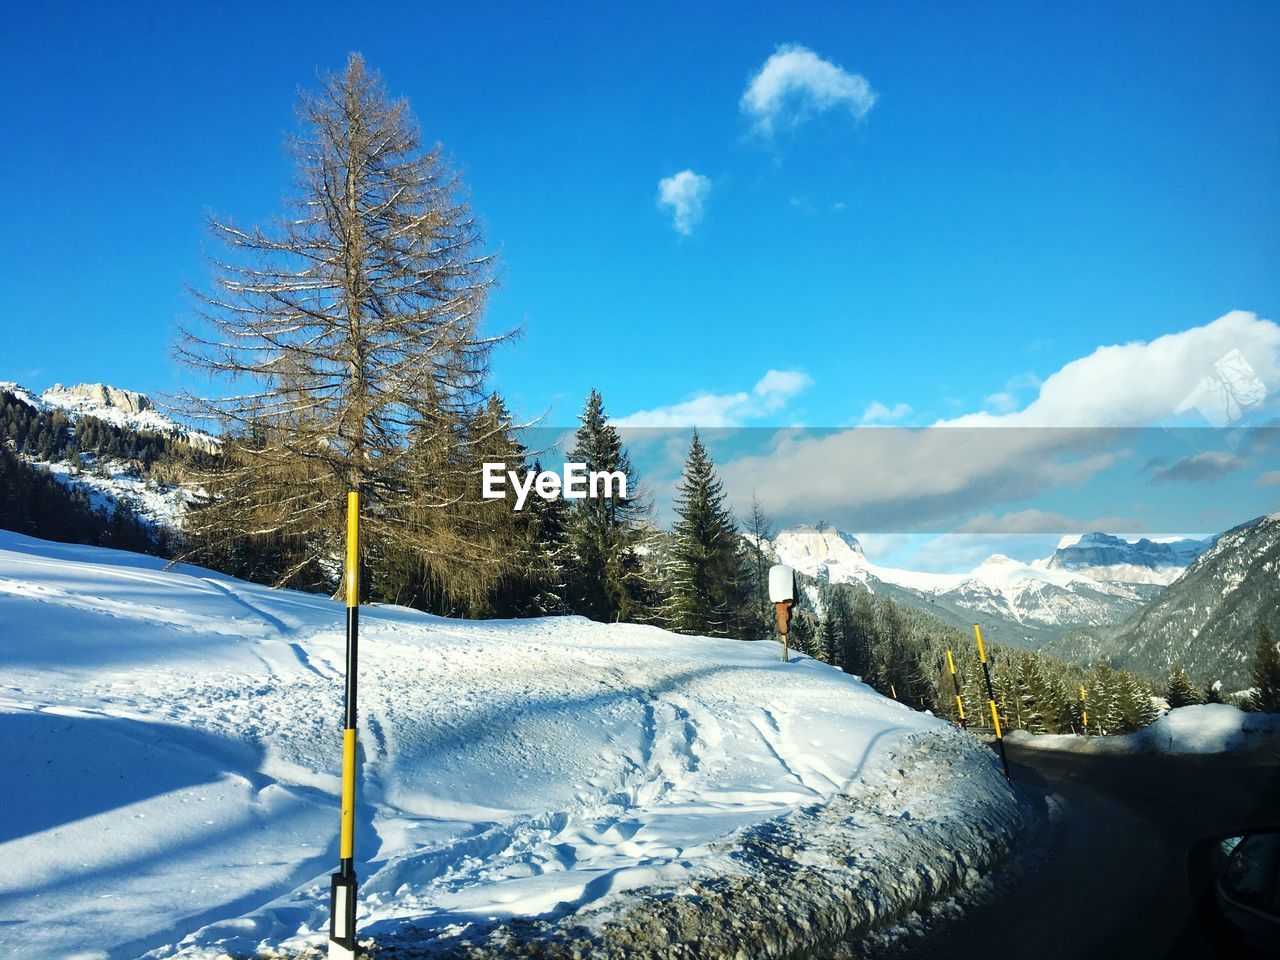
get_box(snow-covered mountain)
[1057,514,1280,687]
[1,381,206,530]
[1034,532,1213,586]
[2,381,216,451]
[0,530,1017,959]
[771,522,1160,646]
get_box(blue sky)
[2,2,1278,566]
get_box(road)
[863,741,1280,960]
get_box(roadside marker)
[1079,684,1089,735]
[768,564,796,663]
[973,624,1012,783]
[330,491,361,959]
[890,683,898,700]
[946,648,967,729]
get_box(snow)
[0,531,1015,959]
[1035,531,1212,586]
[0,381,49,412]
[771,523,1144,630]
[773,524,1138,597]
[1007,704,1280,756]
[34,455,196,529]
[41,382,186,437]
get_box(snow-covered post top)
[768,564,796,603]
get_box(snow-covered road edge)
[368,733,1029,959]
[1006,704,1280,757]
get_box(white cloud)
[657,169,711,236]
[941,311,1280,427]
[741,44,876,136]
[860,401,912,424]
[717,311,1280,531]
[718,425,1123,531]
[614,369,813,428]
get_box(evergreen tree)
[665,431,750,637]
[840,591,876,679]
[1113,669,1159,732]
[818,615,839,664]
[1249,624,1280,713]
[564,390,649,622]
[789,610,818,658]
[1085,660,1121,735]
[1204,680,1224,704]
[1166,664,1202,708]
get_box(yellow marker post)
[330,491,360,959]
[946,648,967,729]
[890,683,898,700]
[1079,684,1089,735]
[974,624,1012,783]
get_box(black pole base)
[329,871,358,958]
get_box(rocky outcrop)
[44,383,154,415]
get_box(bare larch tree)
[177,53,513,594]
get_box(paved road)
[868,742,1280,959]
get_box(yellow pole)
[1079,684,1089,734]
[974,624,1011,782]
[947,648,967,728]
[330,491,360,958]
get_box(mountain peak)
[772,523,867,581]
[978,553,1019,566]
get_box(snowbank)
[1007,704,1280,756]
[0,532,1019,959]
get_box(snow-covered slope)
[1034,532,1212,586]
[0,532,1015,959]
[37,456,197,529]
[772,523,1147,641]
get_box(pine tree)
[840,591,876,679]
[1113,669,1159,732]
[176,54,508,594]
[790,610,817,658]
[818,616,839,664]
[665,431,750,637]
[1085,660,1122,735]
[1166,664,1202,709]
[564,390,649,622]
[1249,624,1280,713]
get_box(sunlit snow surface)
[0,532,1006,958]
